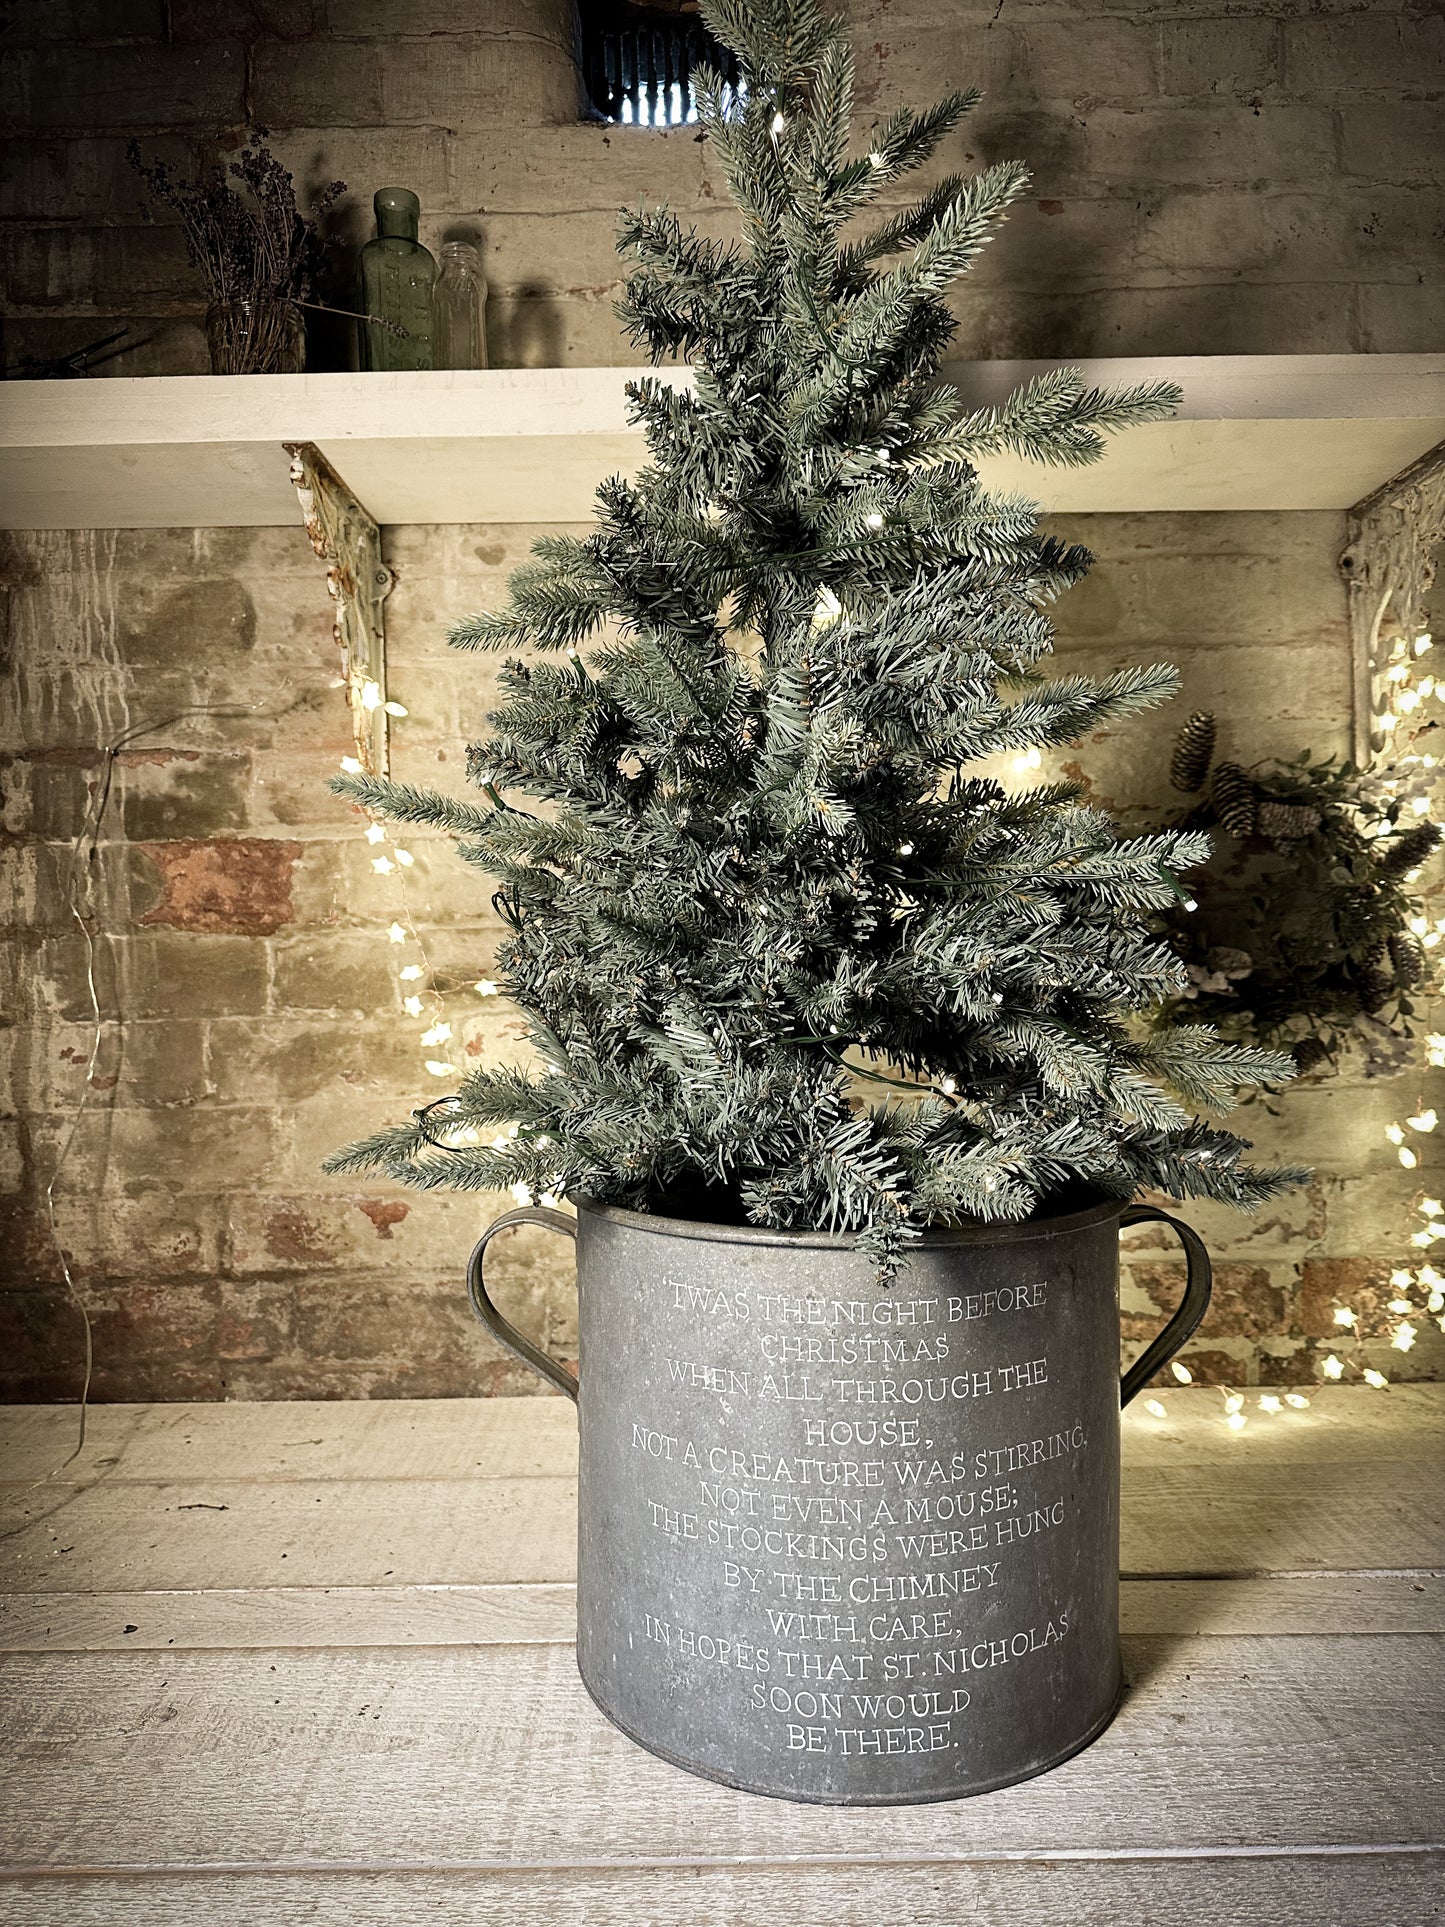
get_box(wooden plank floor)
[1,1387,1441,1926]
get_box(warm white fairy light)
[1406,1108,1437,1132]
[770,110,786,133]
[1223,1391,1244,1413]
[1385,1123,1405,1145]
[1322,1354,1345,1379]
[340,755,363,773]
[384,699,408,717]
[1363,1368,1389,1388]
[399,964,423,981]
[812,585,843,626]
[366,822,386,844]
[510,1179,535,1205]
[420,1023,452,1047]
[1258,1394,1282,1413]
[1285,1392,1311,1408]
[425,1059,456,1078]
[372,855,395,875]
[475,979,499,997]
[359,679,383,712]
[403,994,423,1018]
[388,922,407,944]
[1144,1398,1167,1418]
[1170,1361,1192,1384]
[1400,1146,1419,1169]
[865,512,885,530]
[1333,1306,1356,1327]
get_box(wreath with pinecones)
[1156,712,1442,1074]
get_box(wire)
[31,703,272,1486]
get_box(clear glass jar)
[358,187,437,372]
[205,298,304,375]
[434,239,488,370]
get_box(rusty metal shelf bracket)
[1342,438,1445,768]
[286,440,395,776]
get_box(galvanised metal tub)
[467,1194,1209,1804]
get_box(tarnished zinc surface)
[469,1196,1210,1804]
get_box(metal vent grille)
[580,4,742,127]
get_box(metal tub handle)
[465,1207,579,1402]
[1117,1204,1213,1408]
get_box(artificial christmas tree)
[325,0,1308,1802]
[329,1,1301,1272]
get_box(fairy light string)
[1135,628,1441,1435]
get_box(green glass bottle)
[358,187,437,372]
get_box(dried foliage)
[128,130,343,314]
[1155,714,1443,1075]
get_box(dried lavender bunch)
[128,130,344,312]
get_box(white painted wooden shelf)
[2,354,1443,530]
[1,1388,1442,1924]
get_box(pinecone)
[1375,820,1443,884]
[1353,941,1395,1014]
[1389,931,1426,987]
[1169,711,1217,793]
[1255,799,1322,841]
[1291,1034,1331,1074]
[1211,762,1257,837]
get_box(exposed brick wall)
[1,0,1442,1397]
[3,515,1441,1398]
[1,1,1442,371]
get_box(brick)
[1341,102,1445,185]
[1017,19,1159,105]
[24,1017,211,1110]
[0,135,194,222]
[0,0,164,43]
[248,39,384,127]
[1082,103,1334,188]
[49,1190,222,1280]
[169,0,322,39]
[1157,16,1279,97]
[0,225,198,314]
[384,36,581,129]
[0,1196,63,1284]
[448,119,711,217]
[1282,14,1445,99]
[0,42,244,132]
[1124,1341,1245,1390]
[1125,1258,1290,1342]
[326,0,566,32]
[0,1287,92,1401]
[265,128,451,231]
[131,837,303,935]
[272,933,399,1010]
[1298,1255,1417,1341]
[118,754,251,842]
[205,1015,425,1106]
[110,931,269,1019]
[248,756,363,835]
[102,1105,282,1191]
[112,574,259,666]
[5,753,96,841]
[959,196,1139,294]
[1359,280,1445,353]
